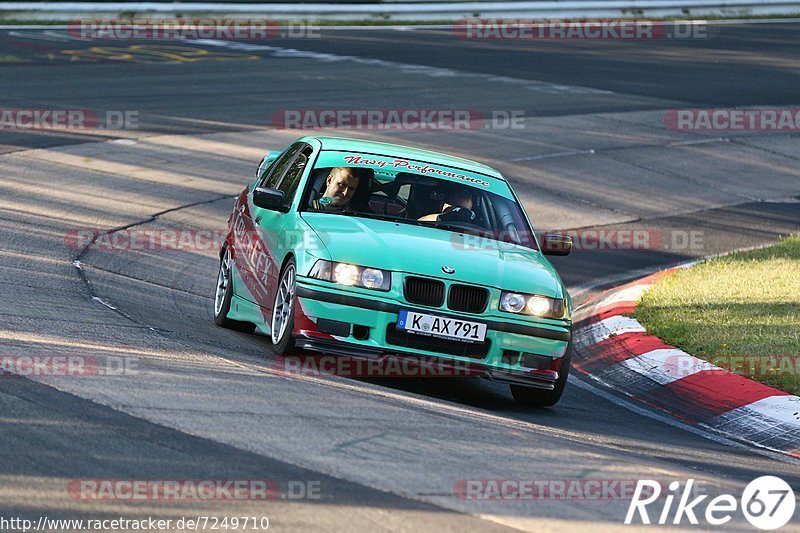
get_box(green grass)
[635,236,800,395]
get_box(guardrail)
[1,0,799,20]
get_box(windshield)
[300,151,538,250]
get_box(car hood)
[301,213,566,298]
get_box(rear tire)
[213,247,255,333]
[510,342,572,407]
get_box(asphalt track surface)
[1,23,799,532]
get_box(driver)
[311,167,360,211]
[418,184,476,222]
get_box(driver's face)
[323,170,359,207]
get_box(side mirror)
[541,233,572,256]
[252,187,287,212]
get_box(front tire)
[510,343,572,407]
[213,247,255,333]
[271,258,297,355]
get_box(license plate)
[397,310,487,343]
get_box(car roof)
[299,136,506,182]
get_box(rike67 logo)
[626,477,796,530]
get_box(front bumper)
[293,279,571,389]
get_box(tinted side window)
[261,144,301,188]
[275,147,312,202]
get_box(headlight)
[334,263,359,286]
[309,260,391,291]
[500,291,567,319]
[526,295,552,316]
[500,292,526,313]
[361,268,384,289]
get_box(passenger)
[418,184,476,222]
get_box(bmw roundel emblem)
[442,266,455,274]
